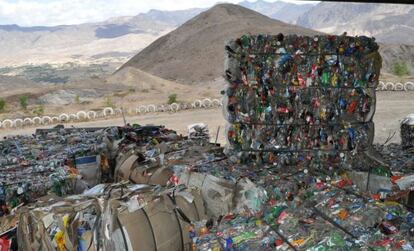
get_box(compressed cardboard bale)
[178,172,268,217]
[112,198,154,250]
[115,153,173,186]
[17,183,207,251]
[178,172,235,217]
[113,191,206,251]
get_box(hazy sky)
[0,0,316,26]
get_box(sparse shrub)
[141,89,149,93]
[75,95,80,104]
[32,106,44,116]
[128,88,136,93]
[392,61,410,77]
[19,95,28,110]
[105,96,114,108]
[168,94,177,104]
[0,99,5,112]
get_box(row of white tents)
[0,98,222,129]
[377,81,414,91]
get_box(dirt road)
[1,92,412,145]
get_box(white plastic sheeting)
[42,116,52,124]
[169,103,180,112]
[23,118,33,126]
[377,81,385,91]
[51,117,60,123]
[395,83,404,91]
[202,98,212,108]
[157,105,167,112]
[13,119,24,127]
[405,82,414,91]
[2,119,13,128]
[146,104,157,113]
[87,111,97,120]
[192,100,202,108]
[212,99,222,107]
[76,111,87,120]
[69,114,77,121]
[59,113,69,122]
[385,82,395,91]
[137,105,147,114]
[33,117,42,125]
[103,107,114,117]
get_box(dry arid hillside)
[118,4,321,85]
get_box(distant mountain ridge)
[1,0,413,68]
[297,2,414,45]
[239,0,314,24]
[0,0,318,69]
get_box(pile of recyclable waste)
[374,143,414,173]
[0,125,185,246]
[186,166,414,250]
[401,114,414,151]
[1,33,414,251]
[0,123,412,250]
[0,127,114,215]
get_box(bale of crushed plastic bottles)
[223,34,382,166]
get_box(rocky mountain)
[297,2,414,45]
[118,4,320,85]
[239,0,315,24]
[379,44,414,76]
[0,9,187,67]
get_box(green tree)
[168,94,177,104]
[392,61,410,77]
[19,95,28,110]
[0,99,5,112]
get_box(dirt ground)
[1,91,413,146]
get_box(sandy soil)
[0,92,412,145]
